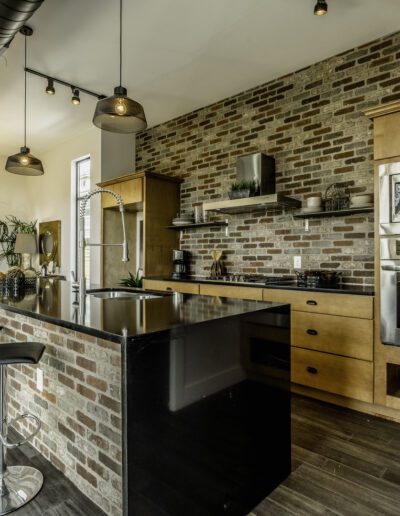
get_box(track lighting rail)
[24,67,106,100]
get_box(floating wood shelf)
[293,206,374,219]
[167,221,229,231]
[203,193,301,214]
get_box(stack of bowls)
[350,194,373,208]
[302,196,322,214]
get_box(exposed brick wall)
[137,31,400,286]
[0,311,122,516]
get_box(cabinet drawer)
[292,312,373,361]
[199,284,263,301]
[292,347,373,403]
[143,279,199,295]
[263,289,373,319]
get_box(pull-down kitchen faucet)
[78,188,129,300]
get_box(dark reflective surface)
[0,279,288,342]
[126,306,291,515]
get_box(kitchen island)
[0,279,291,516]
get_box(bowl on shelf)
[350,194,373,207]
[301,206,321,214]
[172,217,194,226]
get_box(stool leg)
[0,365,8,496]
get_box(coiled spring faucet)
[78,188,129,300]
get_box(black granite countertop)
[0,279,287,343]
[145,276,374,296]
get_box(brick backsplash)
[136,31,400,285]
[0,310,122,516]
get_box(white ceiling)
[1,0,400,156]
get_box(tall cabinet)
[97,171,181,286]
[365,101,400,412]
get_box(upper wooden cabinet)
[97,171,182,283]
[365,101,400,160]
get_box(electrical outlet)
[36,368,43,392]
[304,219,309,232]
[294,256,302,269]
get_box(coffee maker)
[172,250,190,279]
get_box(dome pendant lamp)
[92,0,147,134]
[5,26,44,176]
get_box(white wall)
[26,128,102,283]
[0,157,33,272]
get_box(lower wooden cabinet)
[291,347,374,403]
[198,283,263,301]
[143,279,200,294]
[291,311,373,361]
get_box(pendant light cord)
[119,0,122,86]
[24,33,27,148]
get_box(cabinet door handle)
[307,329,318,336]
[306,366,318,375]
[166,287,173,291]
[306,300,317,305]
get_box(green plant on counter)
[120,269,143,288]
[0,216,37,267]
[230,180,258,194]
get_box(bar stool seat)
[0,340,45,515]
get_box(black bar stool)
[0,335,45,515]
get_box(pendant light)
[92,0,147,134]
[314,0,328,16]
[5,27,44,176]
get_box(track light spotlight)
[45,78,55,95]
[314,0,328,15]
[71,88,80,105]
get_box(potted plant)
[120,269,143,288]
[228,180,258,200]
[0,216,37,267]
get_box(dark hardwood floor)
[6,429,105,516]
[5,394,400,515]
[253,394,400,516]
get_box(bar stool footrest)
[0,413,41,449]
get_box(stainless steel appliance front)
[380,236,400,345]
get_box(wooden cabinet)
[292,311,373,361]
[143,279,200,295]
[98,171,181,283]
[262,289,373,319]
[198,283,263,301]
[292,348,373,403]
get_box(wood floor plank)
[254,394,400,516]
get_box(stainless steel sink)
[87,289,164,300]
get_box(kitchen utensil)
[210,250,225,278]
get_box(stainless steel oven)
[380,236,400,345]
[379,161,400,345]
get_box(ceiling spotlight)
[314,0,328,15]
[71,88,80,105]
[45,78,55,95]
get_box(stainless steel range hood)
[203,152,300,214]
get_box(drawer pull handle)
[166,287,173,291]
[307,329,318,336]
[306,366,318,375]
[306,300,317,306]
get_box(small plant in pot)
[228,180,258,200]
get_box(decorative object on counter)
[14,233,37,272]
[350,193,374,208]
[228,180,257,200]
[39,220,61,268]
[210,250,226,278]
[120,269,143,288]
[0,217,37,267]
[323,183,350,212]
[194,205,204,224]
[5,26,44,176]
[92,0,146,134]
[5,268,25,295]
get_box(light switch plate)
[294,256,302,269]
[36,368,43,392]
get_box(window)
[75,157,91,281]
